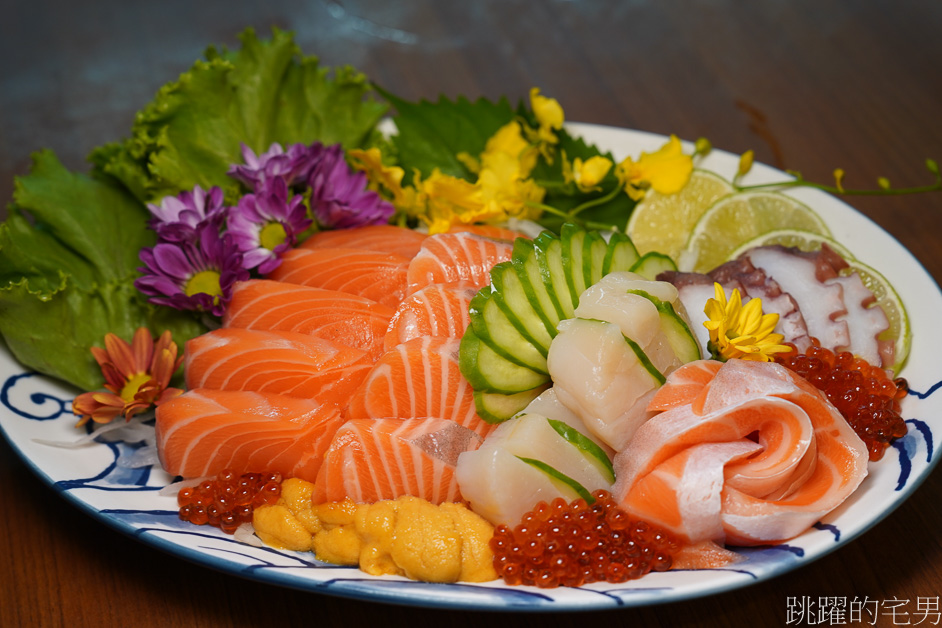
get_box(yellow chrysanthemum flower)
[482,120,539,176]
[616,135,693,200]
[703,283,790,362]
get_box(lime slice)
[843,259,911,375]
[728,228,855,261]
[678,192,831,273]
[728,229,911,374]
[626,169,734,260]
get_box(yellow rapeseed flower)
[616,135,693,201]
[703,283,790,362]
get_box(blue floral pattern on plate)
[1,125,939,611]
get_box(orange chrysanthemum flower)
[72,328,183,427]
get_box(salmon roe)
[774,340,908,461]
[176,469,282,534]
[490,490,682,588]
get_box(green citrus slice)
[678,192,831,273]
[626,169,734,260]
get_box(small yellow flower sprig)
[727,146,942,197]
[703,283,791,362]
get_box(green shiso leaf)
[90,27,388,204]
[381,88,517,184]
[0,151,205,391]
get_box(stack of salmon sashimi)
[155,224,519,504]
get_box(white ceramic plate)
[1,123,940,611]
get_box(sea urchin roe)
[774,339,908,461]
[251,478,498,583]
[490,490,682,588]
[177,469,282,534]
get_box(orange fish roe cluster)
[177,469,282,534]
[489,490,681,588]
[774,340,908,461]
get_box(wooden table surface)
[2,1,942,626]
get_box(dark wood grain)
[2,1,941,626]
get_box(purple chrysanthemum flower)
[135,222,249,317]
[308,144,395,229]
[227,177,312,274]
[228,142,326,190]
[146,185,228,243]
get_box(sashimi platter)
[2,29,941,611]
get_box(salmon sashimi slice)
[223,279,394,360]
[299,225,428,258]
[311,418,484,504]
[345,336,495,439]
[612,359,868,546]
[268,247,410,308]
[447,224,529,241]
[184,328,372,402]
[383,282,478,352]
[405,232,514,295]
[646,359,723,413]
[155,389,346,482]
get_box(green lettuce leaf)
[0,151,205,391]
[90,27,388,204]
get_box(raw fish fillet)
[155,389,346,482]
[612,359,868,546]
[300,224,428,258]
[184,328,372,402]
[223,279,393,360]
[346,336,495,439]
[406,232,514,294]
[312,418,484,504]
[268,247,410,308]
[383,282,478,351]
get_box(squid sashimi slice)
[184,328,372,402]
[268,247,410,309]
[299,224,428,258]
[456,413,616,526]
[406,232,514,294]
[383,282,478,351]
[574,271,686,373]
[547,318,662,451]
[223,279,394,360]
[612,359,868,546]
[155,389,346,483]
[311,418,483,505]
[345,336,495,439]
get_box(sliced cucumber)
[627,289,702,363]
[469,290,549,372]
[546,418,615,483]
[491,262,555,351]
[511,237,564,331]
[515,456,594,503]
[603,231,640,275]
[459,328,549,394]
[534,231,576,319]
[561,224,589,306]
[584,230,609,287]
[473,386,550,424]
[630,251,677,280]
